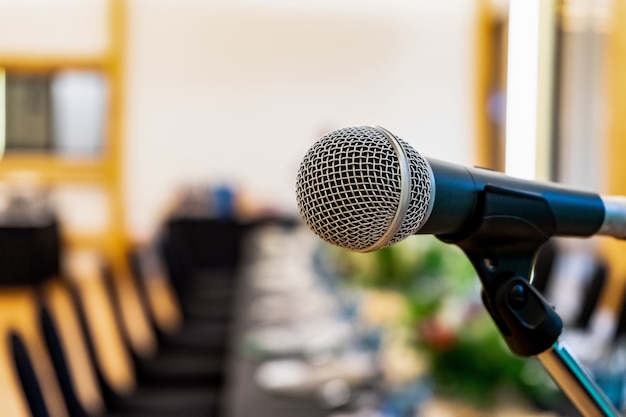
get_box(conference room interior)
[0,0,625,416]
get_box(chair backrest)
[575,261,608,329]
[612,283,626,341]
[40,278,104,416]
[0,288,68,417]
[127,245,182,339]
[101,261,158,360]
[63,250,136,396]
[10,331,49,417]
[38,303,87,417]
[540,242,609,329]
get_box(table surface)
[222,266,328,417]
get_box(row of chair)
[0,197,246,417]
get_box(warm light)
[505,0,540,180]
[0,68,5,158]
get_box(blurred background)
[0,0,625,416]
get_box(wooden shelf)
[0,154,107,183]
[0,53,112,72]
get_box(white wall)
[0,0,477,241]
[125,0,477,238]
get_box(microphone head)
[295,126,434,252]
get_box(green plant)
[328,235,563,409]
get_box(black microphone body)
[420,158,605,240]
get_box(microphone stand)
[538,342,619,415]
[439,185,620,417]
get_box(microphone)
[295,126,626,252]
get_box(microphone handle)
[419,158,609,239]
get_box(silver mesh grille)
[295,126,433,251]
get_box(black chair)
[99,262,228,389]
[40,281,222,417]
[159,218,243,321]
[1,211,225,415]
[533,241,608,331]
[129,244,234,355]
[574,261,608,330]
[10,332,50,417]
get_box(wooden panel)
[474,0,494,169]
[474,0,508,171]
[601,0,626,311]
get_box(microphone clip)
[439,184,562,357]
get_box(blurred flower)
[418,317,457,352]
